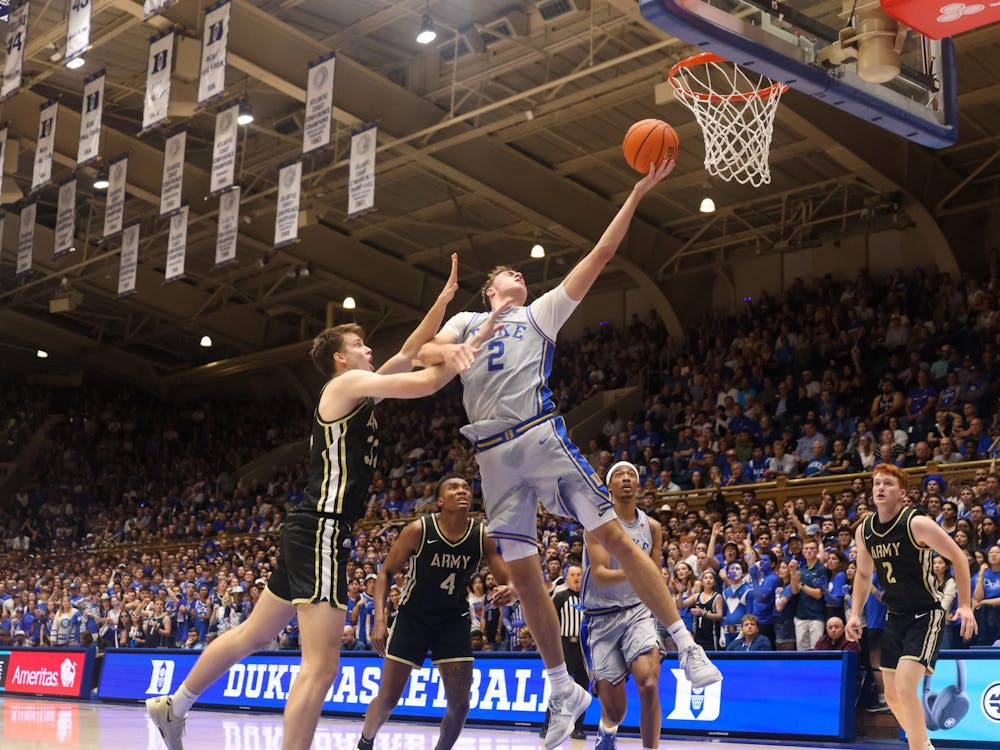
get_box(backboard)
[639,0,958,148]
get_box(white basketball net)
[669,54,787,187]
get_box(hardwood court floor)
[0,696,891,750]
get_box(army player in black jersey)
[847,464,977,750]
[147,257,505,750]
[356,474,514,750]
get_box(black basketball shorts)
[267,512,351,609]
[881,607,946,674]
[385,610,473,667]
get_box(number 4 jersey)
[398,514,485,617]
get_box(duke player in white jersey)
[582,462,663,750]
[418,162,721,749]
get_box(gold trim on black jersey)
[399,517,427,608]
[315,398,369,515]
[430,514,475,548]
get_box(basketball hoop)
[668,52,788,187]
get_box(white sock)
[547,664,573,697]
[666,620,695,650]
[170,684,200,718]
[643,746,658,750]
[599,720,618,736]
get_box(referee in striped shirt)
[542,565,587,740]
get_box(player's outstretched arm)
[911,515,979,641]
[378,254,461,376]
[845,525,874,641]
[370,520,422,656]
[561,159,674,302]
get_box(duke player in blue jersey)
[418,161,721,749]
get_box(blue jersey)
[442,284,578,441]
[722,581,751,629]
[750,570,781,625]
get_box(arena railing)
[656,458,996,510]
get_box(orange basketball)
[623,119,679,173]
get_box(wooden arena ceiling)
[1,0,998,385]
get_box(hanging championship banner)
[142,31,174,132]
[54,178,77,259]
[303,54,335,154]
[274,161,302,248]
[144,0,175,20]
[31,100,58,193]
[347,125,377,218]
[210,103,238,195]
[2,2,30,102]
[65,0,92,64]
[103,154,128,239]
[164,204,188,282]
[16,202,36,278]
[118,223,140,297]
[215,185,240,267]
[198,1,230,105]
[78,71,105,166]
[160,129,186,217]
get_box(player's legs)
[506,555,565,671]
[147,590,295,750]
[282,602,346,750]
[593,680,623,750]
[630,649,661,749]
[590,521,681,628]
[595,678,628,728]
[434,660,474,750]
[185,590,294,695]
[883,661,932,750]
[359,657,414,743]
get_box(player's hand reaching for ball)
[369,622,389,657]
[633,158,676,197]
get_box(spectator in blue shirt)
[725,614,771,652]
[803,440,830,478]
[790,540,828,650]
[748,550,781,646]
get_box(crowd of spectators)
[0,384,48,461]
[2,265,999,678]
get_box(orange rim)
[668,52,788,103]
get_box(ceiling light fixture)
[65,56,85,70]
[699,182,716,214]
[416,2,437,45]
[93,172,109,190]
[200,335,213,348]
[342,296,357,310]
[36,349,49,359]
[236,100,254,126]
[530,243,545,259]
